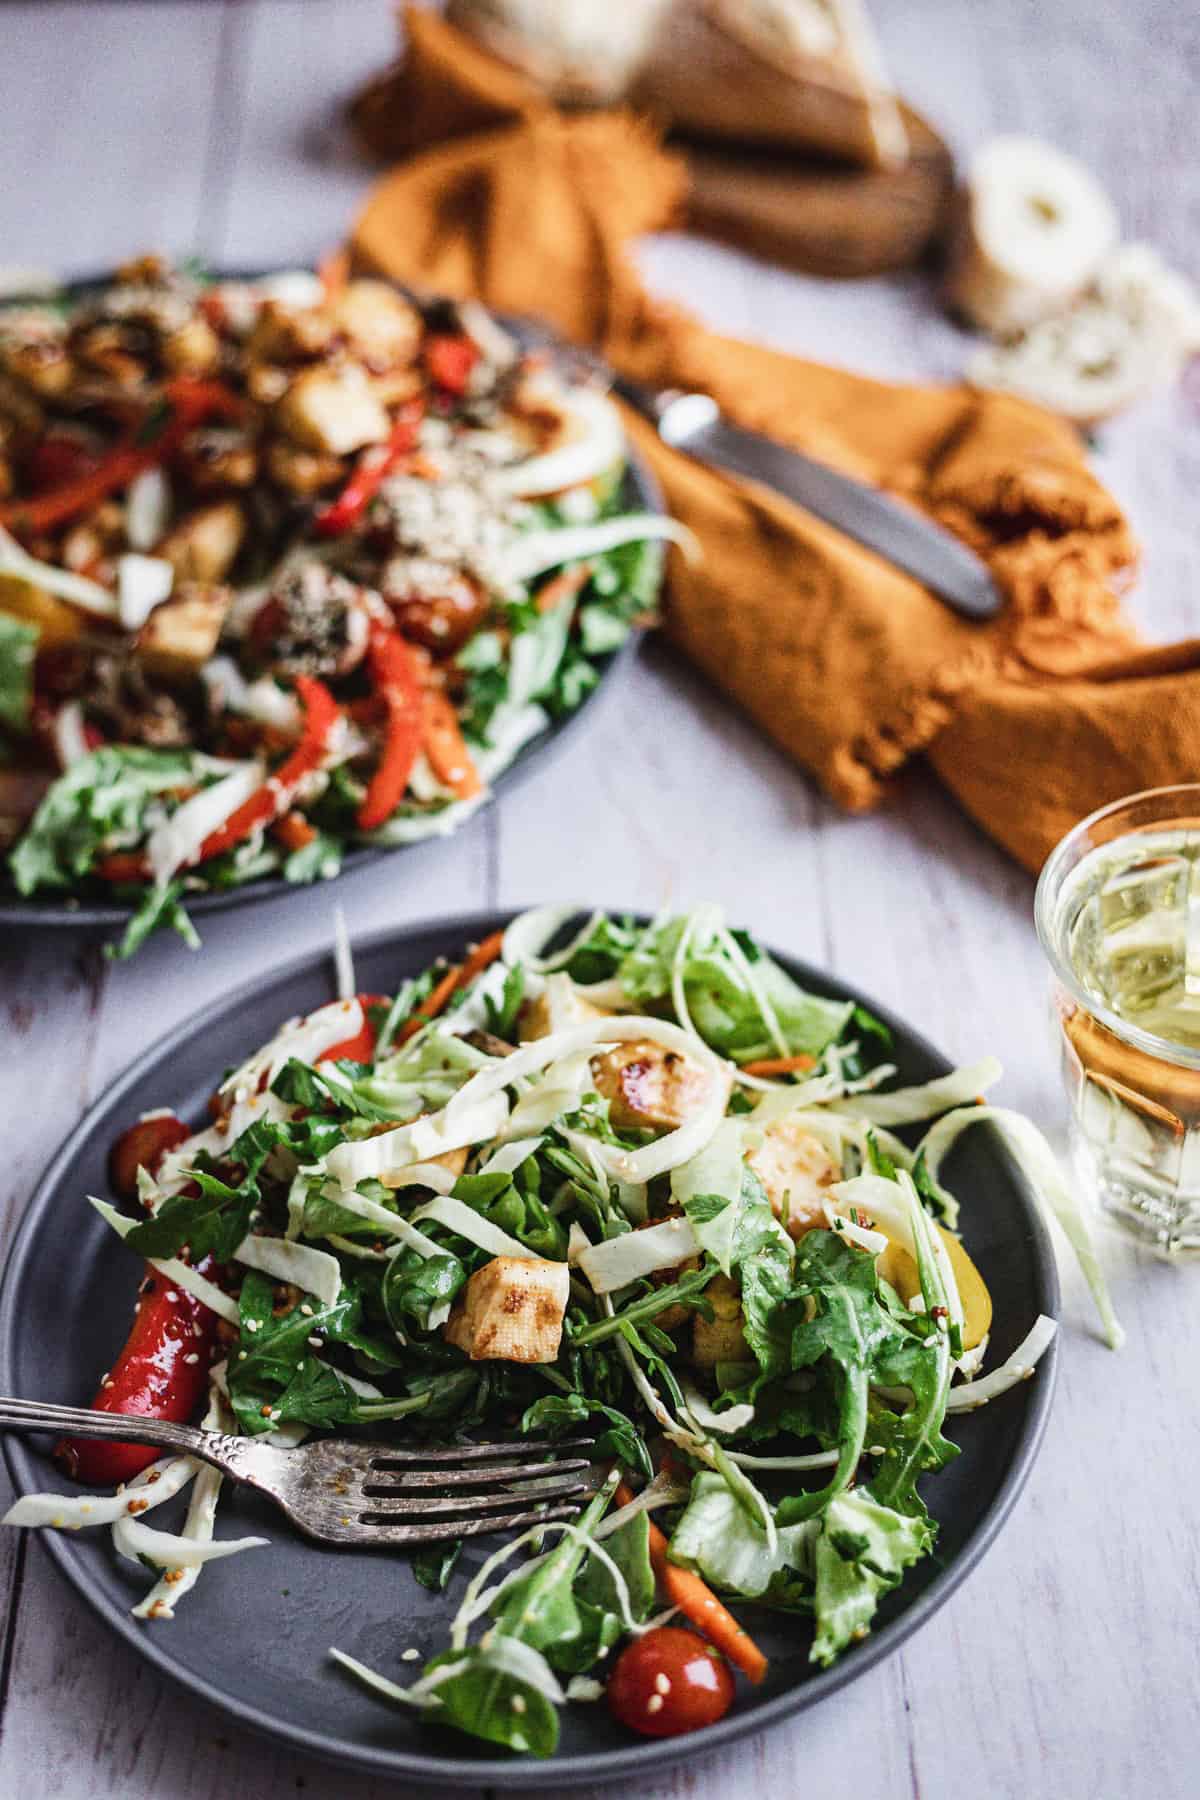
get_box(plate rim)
[0,908,1060,1786]
[0,268,661,931]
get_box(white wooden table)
[2,4,1198,1796]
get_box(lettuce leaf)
[811,1490,931,1666]
[669,1471,816,1598]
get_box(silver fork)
[0,1398,596,1547]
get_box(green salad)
[5,904,1119,1757]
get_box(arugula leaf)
[419,1640,560,1757]
[412,1539,462,1593]
[0,612,37,730]
[108,878,200,960]
[382,1248,467,1334]
[772,1231,935,1526]
[483,961,525,1039]
[452,1168,566,1260]
[227,1270,413,1435]
[520,1390,652,1480]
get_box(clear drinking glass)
[1035,785,1200,1257]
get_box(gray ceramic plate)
[0,278,658,932]
[0,912,1059,1786]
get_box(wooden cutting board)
[681,104,954,278]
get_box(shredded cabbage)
[918,1106,1123,1349]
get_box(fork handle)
[0,1397,211,1463]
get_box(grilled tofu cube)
[691,1272,749,1366]
[136,582,231,674]
[157,501,246,584]
[591,1039,717,1133]
[276,364,390,456]
[332,280,422,370]
[443,1256,569,1364]
[518,972,613,1043]
[746,1117,839,1238]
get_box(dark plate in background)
[0,911,1059,1785]
[0,276,660,930]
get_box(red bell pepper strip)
[56,1257,221,1486]
[423,333,480,396]
[108,1112,192,1200]
[312,401,423,538]
[0,376,245,536]
[196,674,340,863]
[356,627,425,830]
[317,993,389,1064]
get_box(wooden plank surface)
[1,2,1198,1796]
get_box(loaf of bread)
[445,0,908,167]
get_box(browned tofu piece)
[135,582,231,674]
[591,1039,715,1133]
[276,364,390,456]
[518,973,613,1043]
[443,1256,569,1364]
[691,1272,748,1366]
[157,501,246,584]
[381,1141,469,1190]
[746,1117,839,1239]
[332,281,422,369]
[0,576,85,648]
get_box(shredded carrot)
[271,811,316,853]
[456,928,505,986]
[422,689,483,799]
[394,930,506,1045]
[535,562,592,614]
[317,246,349,302]
[615,1480,768,1684]
[740,1054,817,1078]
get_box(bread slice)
[447,0,908,168]
[637,0,908,169]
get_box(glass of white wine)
[1036,785,1200,1257]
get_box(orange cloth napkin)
[348,8,1199,873]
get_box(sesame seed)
[307,1336,323,1349]
[646,1694,664,1715]
[165,1291,179,1303]
[245,1318,261,1333]
[238,1351,247,1360]
[183,1353,200,1365]
[300,1303,314,1317]
[510,1695,526,1714]
[654,1673,670,1695]
[400,1648,420,1663]
[102,1377,114,1389]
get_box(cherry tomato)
[108,1112,191,1202]
[607,1627,736,1739]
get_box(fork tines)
[327,1437,598,1546]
